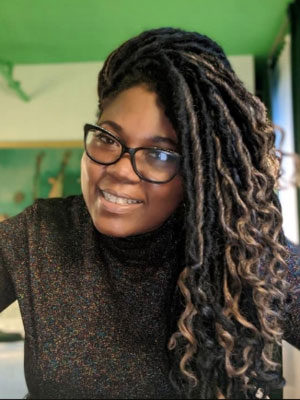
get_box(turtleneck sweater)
[0,195,185,399]
[0,195,299,399]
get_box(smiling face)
[81,84,184,237]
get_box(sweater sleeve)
[0,207,30,312]
[282,240,300,349]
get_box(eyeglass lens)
[85,128,179,182]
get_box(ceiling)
[0,0,292,73]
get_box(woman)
[0,27,299,399]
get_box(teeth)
[102,191,141,205]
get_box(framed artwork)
[0,141,83,221]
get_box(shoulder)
[29,194,89,231]
[1,195,88,235]
[286,237,300,256]
[284,238,300,312]
[285,238,300,282]
[29,194,86,218]
[282,238,300,349]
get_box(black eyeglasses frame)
[83,123,182,184]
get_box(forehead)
[98,85,178,145]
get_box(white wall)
[271,34,299,245]
[229,54,255,94]
[0,56,254,143]
[0,62,102,142]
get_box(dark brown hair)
[97,27,291,399]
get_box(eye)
[146,150,175,162]
[149,151,167,161]
[95,132,119,146]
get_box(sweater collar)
[90,202,185,267]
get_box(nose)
[105,153,141,183]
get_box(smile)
[102,190,142,205]
[98,189,143,215]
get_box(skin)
[81,84,184,237]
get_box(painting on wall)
[0,141,83,221]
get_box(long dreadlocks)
[97,27,291,399]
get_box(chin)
[92,219,136,238]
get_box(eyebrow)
[99,119,179,148]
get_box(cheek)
[149,176,184,210]
[81,153,105,194]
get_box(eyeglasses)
[84,123,182,184]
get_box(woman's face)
[81,84,184,237]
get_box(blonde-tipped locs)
[97,27,291,399]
